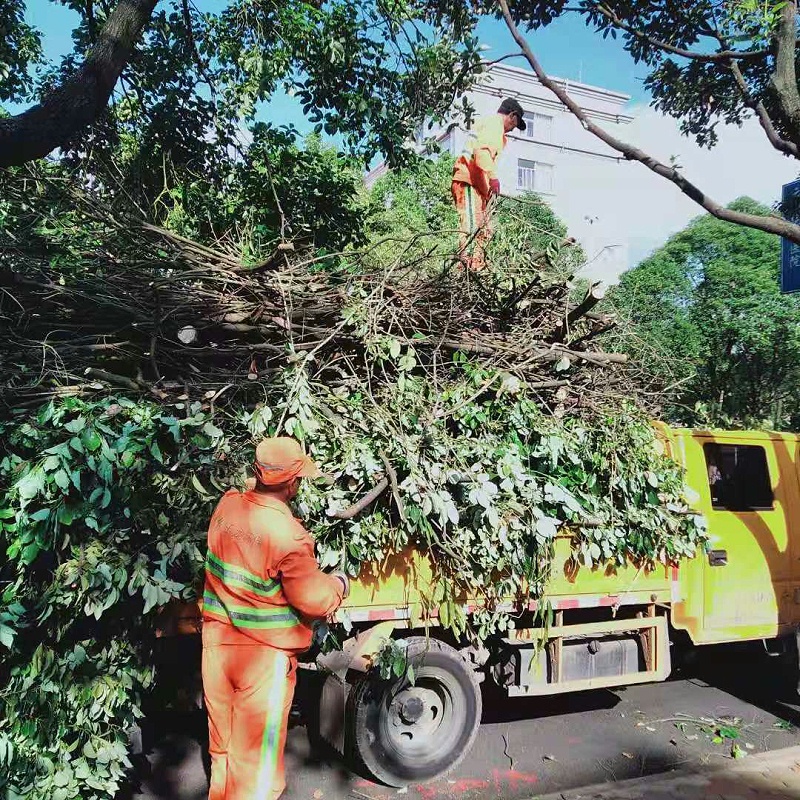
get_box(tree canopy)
[608,197,800,428]
[6,1,800,246]
[0,0,481,172]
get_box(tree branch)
[550,281,606,342]
[727,57,798,157]
[769,0,800,154]
[331,478,389,519]
[497,0,800,245]
[593,2,774,63]
[0,0,159,167]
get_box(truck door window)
[703,443,774,511]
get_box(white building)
[366,62,635,280]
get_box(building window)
[517,159,555,194]
[703,443,774,511]
[523,112,553,142]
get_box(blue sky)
[21,0,651,132]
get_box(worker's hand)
[489,178,500,197]
[331,570,350,599]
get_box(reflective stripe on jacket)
[201,489,343,651]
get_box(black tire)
[347,637,481,787]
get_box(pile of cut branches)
[1,172,623,411]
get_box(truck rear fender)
[316,620,398,680]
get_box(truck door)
[686,435,794,643]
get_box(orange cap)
[253,437,322,486]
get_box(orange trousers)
[203,644,297,800]
[451,180,493,271]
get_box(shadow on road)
[130,637,800,800]
[480,681,621,724]
[681,639,800,726]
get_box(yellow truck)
[314,425,800,787]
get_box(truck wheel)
[347,637,481,787]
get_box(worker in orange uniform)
[201,437,349,800]
[451,97,526,271]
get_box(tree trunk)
[0,0,159,168]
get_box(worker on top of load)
[201,437,349,800]
[451,97,526,272]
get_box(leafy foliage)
[0,375,705,796]
[365,153,584,282]
[0,396,235,798]
[608,197,800,428]
[449,0,796,150]
[0,0,42,102]
[4,0,482,200]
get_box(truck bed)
[341,535,673,624]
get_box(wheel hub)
[398,694,425,724]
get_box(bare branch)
[727,57,798,157]
[497,0,800,245]
[331,478,389,519]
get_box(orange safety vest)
[202,489,343,652]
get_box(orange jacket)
[201,489,343,652]
[452,114,508,199]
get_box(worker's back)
[202,489,316,652]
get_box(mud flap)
[319,673,350,754]
[315,621,397,754]
[795,628,800,697]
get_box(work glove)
[489,178,500,197]
[331,569,350,599]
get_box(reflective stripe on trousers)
[203,644,297,800]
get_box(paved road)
[131,641,800,800]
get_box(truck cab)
[664,428,800,645]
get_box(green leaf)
[53,769,71,788]
[192,475,211,496]
[21,543,40,564]
[64,417,86,434]
[69,436,84,453]
[150,441,163,463]
[42,455,61,472]
[0,624,15,649]
[203,421,224,438]
[58,505,76,525]
[82,429,102,451]
[17,470,45,500]
[54,470,70,491]
[0,508,15,520]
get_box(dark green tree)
[609,197,800,428]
